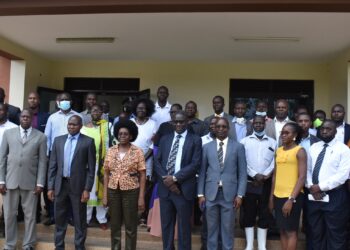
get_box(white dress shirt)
[0,120,17,145]
[170,130,188,174]
[335,122,345,143]
[307,138,350,191]
[44,109,81,154]
[274,117,289,143]
[19,126,32,140]
[151,101,171,130]
[240,134,276,178]
[201,133,214,146]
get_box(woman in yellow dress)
[269,122,307,250]
[81,104,112,230]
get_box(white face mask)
[254,130,265,137]
[58,100,71,111]
[256,111,267,116]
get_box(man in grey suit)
[48,115,96,250]
[0,109,47,250]
[198,117,247,250]
[204,96,233,127]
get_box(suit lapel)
[16,127,22,144]
[181,133,190,164]
[211,140,222,171]
[71,135,83,163]
[223,139,233,170]
[24,129,36,144]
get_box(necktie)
[64,136,75,177]
[218,141,224,169]
[22,130,28,143]
[166,134,182,175]
[312,143,328,184]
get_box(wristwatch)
[288,196,296,203]
[172,176,177,182]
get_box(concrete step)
[0,223,305,250]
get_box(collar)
[155,101,171,109]
[337,121,345,128]
[20,126,32,134]
[274,116,289,123]
[214,112,224,117]
[232,116,246,123]
[58,110,74,115]
[248,133,269,140]
[301,134,311,142]
[216,137,229,145]
[68,132,80,140]
[324,138,337,147]
[174,129,187,138]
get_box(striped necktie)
[166,134,182,175]
[312,143,328,184]
[218,141,224,169]
[22,130,28,143]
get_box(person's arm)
[138,170,146,212]
[268,161,277,212]
[282,148,307,217]
[153,137,168,180]
[44,116,52,155]
[85,138,97,192]
[0,131,9,194]
[35,135,48,194]
[47,138,58,201]
[236,144,248,197]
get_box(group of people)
[0,85,350,250]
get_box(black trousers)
[54,179,87,250]
[307,186,350,250]
[240,178,272,228]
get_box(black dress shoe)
[43,218,55,226]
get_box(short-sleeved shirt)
[104,144,146,190]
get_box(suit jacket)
[154,131,202,200]
[229,119,253,141]
[198,138,247,202]
[7,104,21,125]
[48,133,96,196]
[0,127,47,190]
[35,112,50,133]
[310,134,321,145]
[204,113,234,127]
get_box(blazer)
[35,112,50,133]
[0,127,47,190]
[198,138,247,202]
[154,131,202,200]
[7,104,21,125]
[204,112,234,127]
[310,134,321,145]
[48,133,96,196]
[229,119,253,141]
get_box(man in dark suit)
[204,96,233,128]
[0,87,21,125]
[198,117,247,250]
[47,115,96,250]
[154,111,202,250]
[27,91,50,222]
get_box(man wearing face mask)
[44,92,81,225]
[307,120,350,250]
[240,116,276,250]
[253,100,271,121]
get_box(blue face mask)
[256,111,267,116]
[59,100,71,111]
[254,130,265,137]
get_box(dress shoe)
[99,223,108,230]
[24,247,34,250]
[43,218,55,226]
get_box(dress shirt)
[240,134,276,178]
[214,112,224,117]
[0,120,17,145]
[335,122,345,143]
[307,138,350,191]
[63,133,80,177]
[151,101,171,130]
[201,133,214,146]
[19,126,32,140]
[274,117,289,143]
[81,109,92,125]
[170,130,187,174]
[232,116,247,142]
[216,137,229,186]
[300,134,311,155]
[44,109,80,154]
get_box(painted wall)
[50,60,331,119]
[0,36,52,108]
